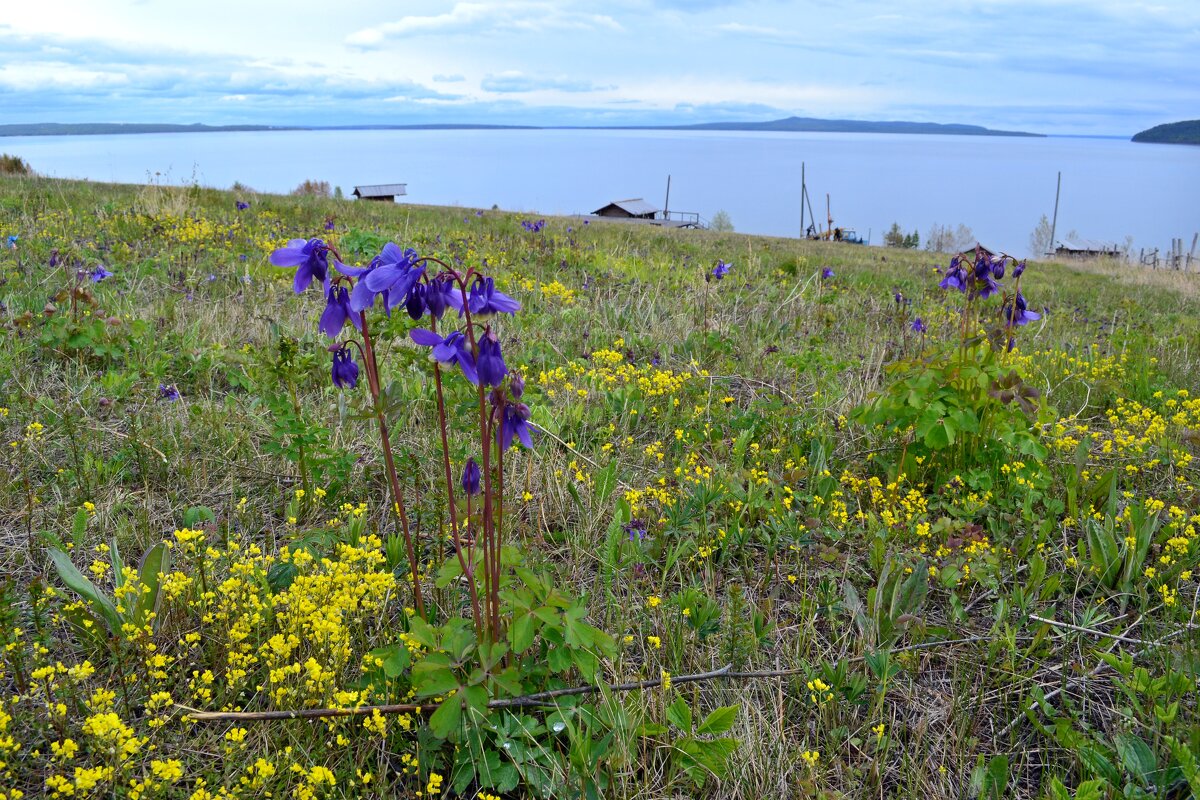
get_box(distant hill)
[0,123,293,137]
[1,117,1042,139]
[640,116,1043,137]
[1132,120,1200,145]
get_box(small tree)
[710,210,734,232]
[903,230,919,249]
[883,222,905,248]
[925,222,975,253]
[292,179,332,198]
[1029,214,1052,256]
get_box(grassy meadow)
[1,174,1199,799]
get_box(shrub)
[0,153,32,175]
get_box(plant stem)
[358,311,425,619]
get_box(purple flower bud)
[911,317,927,333]
[461,457,481,496]
[405,283,427,320]
[510,373,525,400]
[331,346,359,389]
[1013,260,1026,278]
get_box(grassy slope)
[1,176,1199,799]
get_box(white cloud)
[346,2,621,47]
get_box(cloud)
[432,73,466,82]
[345,2,621,48]
[481,72,608,93]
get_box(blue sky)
[2,0,1196,135]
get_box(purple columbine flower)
[911,317,927,333]
[476,330,508,387]
[1013,260,1026,278]
[331,346,359,389]
[158,383,180,402]
[405,283,427,320]
[623,519,647,542]
[973,273,1001,300]
[712,260,732,281]
[991,258,1006,280]
[270,238,331,295]
[510,372,525,400]
[426,276,455,320]
[821,267,834,280]
[461,457,481,496]
[318,284,358,338]
[498,401,534,452]
[236,201,249,211]
[939,260,967,292]
[324,218,336,231]
[6,235,18,249]
[1002,292,1041,326]
[90,265,113,283]
[409,328,479,384]
[465,276,521,319]
[338,243,423,314]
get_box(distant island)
[1132,120,1200,145]
[1,116,1042,139]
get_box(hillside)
[1132,119,1200,145]
[0,175,1197,799]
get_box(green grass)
[1,174,1199,800]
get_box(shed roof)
[1056,238,1118,252]
[353,184,407,198]
[593,198,659,216]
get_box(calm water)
[6,129,1198,257]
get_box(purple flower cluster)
[938,251,1040,327]
[521,219,545,233]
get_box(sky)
[1,1,1197,135]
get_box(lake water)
[5,129,1198,258]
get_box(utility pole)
[1047,171,1061,256]
[800,162,805,237]
[663,175,671,221]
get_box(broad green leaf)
[134,542,170,626]
[1114,733,1156,784]
[666,697,692,731]
[428,691,463,739]
[510,612,536,654]
[47,548,120,633]
[696,705,738,736]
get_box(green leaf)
[593,460,618,507]
[412,658,460,698]
[666,697,692,731]
[428,691,463,739]
[1113,733,1156,785]
[134,542,170,627]
[696,705,738,736]
[510,613,536,654]
[47,548,120,633]
[1077,745,1121,785]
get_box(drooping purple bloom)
[991,258,1005,280]
[158,383,180,402]
[409,328,479,384]
[972,273,1001,300]
[476,331,508,387]
[426,276,455,320]
[338,243,423,314]
[324,218,336,231]
[318,285,358,338]
[270,238,331,295]
[405,283,427,320]
[911,317,927,333]
[623,519,647,542]
[509,372,525,400]
[939,259,967,292]
[712,260,732,280]
[236,201,250,211]
[821,267,834,280]
[1013,260,1026,278]
[498,401,534,452]
[521,219,545,233]
[1002,292,1041,326]
[461,458,481,496]
[90,265,113,283]
[331,346,359,389]
[465,276,521,319]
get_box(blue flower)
[476,331,508,387]
[318,285,358,338]
[158,383,180,402]
[338,243,423,314]
[1002,292,1041,326]
[236,201,250,211]
[270,238,332,295]
[426,276,456,320]
[461,458,481,496]
[821,267,834,280]
[409,328,479,384]
[911,317,927,333]
[711,260,732,280]
[90,265,113,283]
[465,276,521,319]
[331,346,360,388]
[498,401,534,452]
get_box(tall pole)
[663,175,671,220]
[1047,171,1061,256]
[800,162,805,237]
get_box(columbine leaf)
[696,705,738,735]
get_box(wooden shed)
[353,184,407,202]
[591,198,659,220]
[1054,238,1121,259]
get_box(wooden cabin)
[352,184,407,202]
[591,198,659,220]
[1054,238,1121,259]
